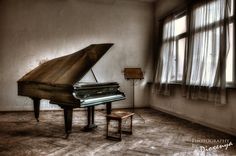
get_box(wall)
[150,0,236,136]
[0,0,154,111]
[150,87,236,136]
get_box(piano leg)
[83,106,97,131]
[63,107,73,136]
[106,102,112,115]
[32,98,40,122]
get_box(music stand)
[124,68,144,112]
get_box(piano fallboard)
[73,82,125,107]
[79,94,125,107]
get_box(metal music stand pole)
[123,68,143,113]
[132,79,135,113]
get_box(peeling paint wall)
[151,0,236,136]
[0,0,154,111]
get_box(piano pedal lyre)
[82,106,97,132]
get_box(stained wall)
[0,0,154,111]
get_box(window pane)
[230,0,234,16]
[194,0,231,29]
[190,27,220,86]
[161,15,187,83]
[177,38,186,81]
[226,23,234,82]
[160,41,177,83]
[163,19,175,40]
[175,16,186,36]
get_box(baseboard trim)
[150,105,236,137]
[0,107,149,113]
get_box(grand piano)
[17,43,125,136]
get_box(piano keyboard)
[74,94,125,107]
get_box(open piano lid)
[18,43,114,87]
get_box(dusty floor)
[0,108,235,156]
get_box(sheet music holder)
[124,68,144,80]
[123,68,143,112]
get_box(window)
[160,14,187,83]
[226,22,234,83]
[189,0,234,86]
[175,15,187,81]
[159,0,234,86]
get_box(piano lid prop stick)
[91,69,98,83]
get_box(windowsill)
[148,82,236,89]
[226,83,236,89]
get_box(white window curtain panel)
[183,0,232,104]
[154,16,177,96]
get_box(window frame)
[229,0,236,87]
[226,19,235,87]
[159,0,236,87]
[189,1,235,86]
[175,12,187,83]
[160,11,187,84]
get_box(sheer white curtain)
[154,16,177,95]
[183,0,232,104]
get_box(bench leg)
[106,114,134,141]
[121,116,133,135]
[106,118,122,141]
[119,120,122,140]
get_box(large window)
[189,0,234,86]
[159,0,234,86]
[160,14,187,83]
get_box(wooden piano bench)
[106,111,134,141]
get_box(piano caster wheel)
[83,124,97,132]
[65,134,69,139]
[36,119,39,122]
[64,131,71,139]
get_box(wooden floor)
[0,108,235,156]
